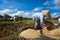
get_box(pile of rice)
[43,27,60,40]
[18,29,41,39]
[18,27,60,40]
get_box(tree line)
[0,14,32,21]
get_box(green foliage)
[47,19,58,23]
[0,21,21,25]
[0,15,3,18]
[0,20,33,25]
[23,17,32,20]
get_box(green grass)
[0,21,21,25]
[47,19,58,23]
[0,20,33,25]
[22,20,33,23]
[0,19,58,25]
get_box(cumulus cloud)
[43,0,60,9]
[44,0,60,5]
[0,9,11,15]
[0,9,31,18]
[11,11,24,16]
[51,12,60,18]
[53,0,60,9]
[0,9,18,15]
[44,1,50,5]
[0,9,10,13]
[9,6,13,9]
[11,11,31,18]
[54,0,60,4]
[52,5,60,9]
[23,12,30,17]
[33,8,41,12]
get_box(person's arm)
[32,16,34,22]
[40,15,44,25]
[43,15,46,20]
[32,16,35,22]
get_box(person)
[58,18,60,23]
[32,12,46,36]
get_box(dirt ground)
[0,20,60,40]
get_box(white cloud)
[52,5,60,9]
[53,0,60,9]
[23,12,30,17]
[0,8,60,18]
[33,8,41,12]
[44,0,60,5]
[0,9,18,15]
[43,0,60,9]
[0,9,31,18]
[11,11,24,16]
[44,1,50,5]
[0,9,10,13]
[51,12,60,18]
[0,9,11,15]
[10,11,31,18]
[9,6,13,9]
[48,5,60,9]
[54,0,60,4]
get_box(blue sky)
[0,0,60,18]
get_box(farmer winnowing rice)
[32,10,51,35]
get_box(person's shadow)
[33,36,56,40]
[22,36,57,40]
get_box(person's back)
[32,12,44,26]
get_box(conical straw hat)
[42,10,51,18]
